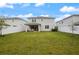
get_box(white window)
[32,19,36,22]
[12,19,14,22]
[45,25,49,29]
[62,21,63,24]
[41,19,43,21]
[13,25,17,27]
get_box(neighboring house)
[0,17,26,35]
[56,15,79,34]
[25,17,55,32]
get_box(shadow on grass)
[0,35,4,37]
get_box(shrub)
[51,26,58,32]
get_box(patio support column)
[38,25,41,32]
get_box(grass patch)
[0,32,79,55]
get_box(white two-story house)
[56,15,79,34]
[25,17,55,32]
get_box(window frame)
[32,19,36,22]
[45,25,49,29]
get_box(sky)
[0,3,79,21]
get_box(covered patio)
[25,23,41,32]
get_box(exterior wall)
[57,25,72,33]
[73,26,79,34]
[40,18,55,31]
[27,18,55,31]
[2,19,26,35]
[58,26,79,34]
[57,15,79,34]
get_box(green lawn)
[0,32,79,55]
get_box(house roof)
[27,16,55,19]
[56,14,79,23]
[0,17,27,22]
